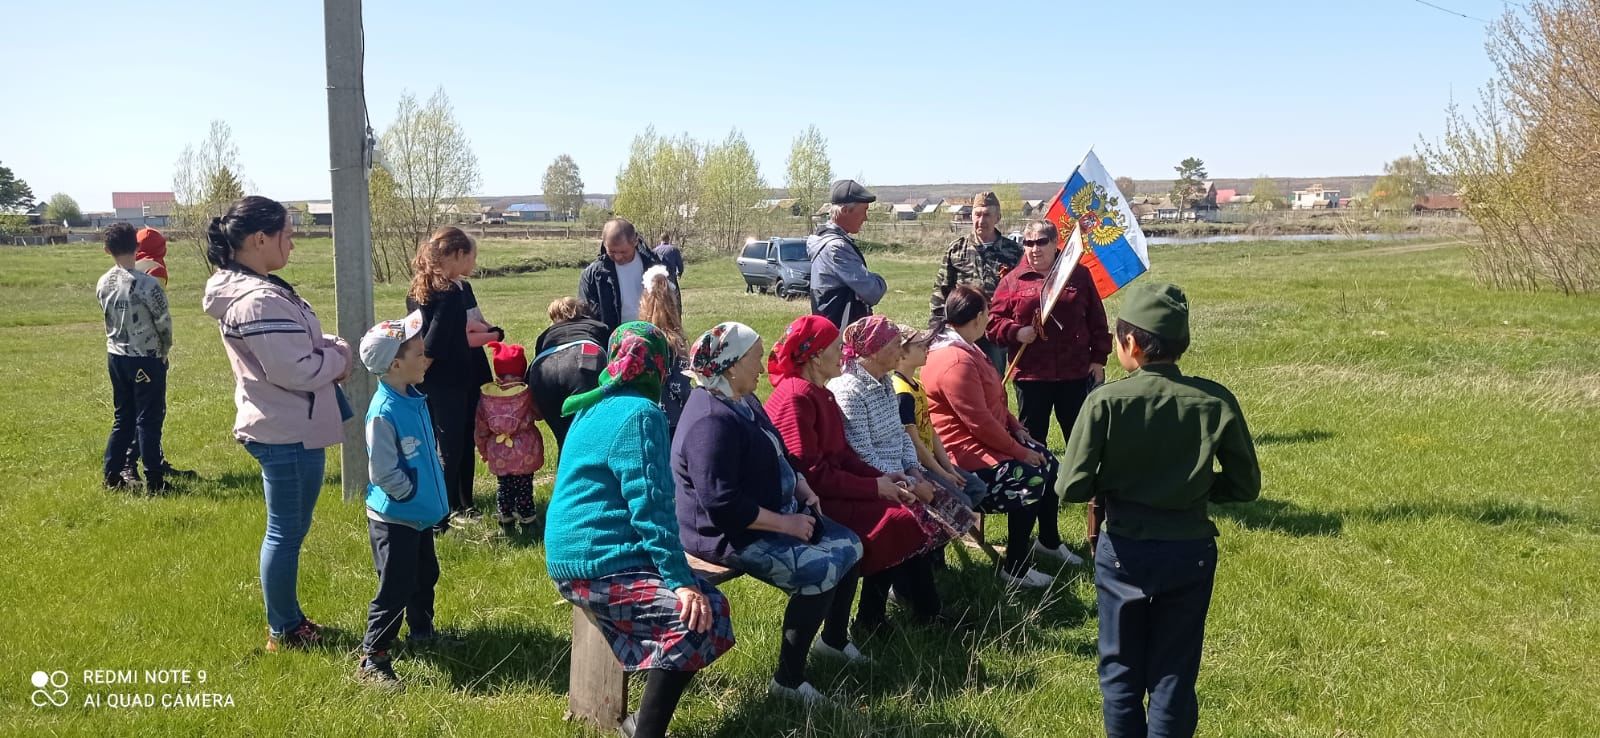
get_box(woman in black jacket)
[527,297,608,449]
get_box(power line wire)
[1410,0,1489,23]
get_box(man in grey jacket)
[808,180,887,328]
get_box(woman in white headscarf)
[671,322,867,705]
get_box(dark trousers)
[363,518,440,653]
[527,348,601,450]
[103,354,167,480]
[1095,533,1218,738]
[424,384,480,512]
[1015,378,1091,450]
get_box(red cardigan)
[923,338,1031,469]
[986,260,1111,382]
[765,375,927,574]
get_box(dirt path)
[1343,239,1467,258]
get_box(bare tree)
[372,87,481,281]
[172,120,248,267]
[1422,0,1600,293]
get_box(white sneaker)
[1033,540,1086,566]
[810,639,871,664]
[999,566,1054,589]
[768,679,831,706]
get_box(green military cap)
[1120,282,1189,341]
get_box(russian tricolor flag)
[1042,151,1150,299]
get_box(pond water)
[1146,232,1417,246]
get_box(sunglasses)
[1022,237,1054,247]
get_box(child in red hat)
[475,340,543,529]
[134,227,169,287]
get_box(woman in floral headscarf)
[763,315,948,634]
[672,322,866,704]
[545,322,734,738]
[829,315,976,609]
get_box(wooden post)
[324,0,375,501]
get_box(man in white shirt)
[577,218,676,332]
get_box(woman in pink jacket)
[202,196,352,652]
[923,285,1065,589]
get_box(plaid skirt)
[724,517,863,596]
[972,440,1058,514]
[556,569,735,672]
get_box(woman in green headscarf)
[545,322,735,738]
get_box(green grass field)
[2,236,1598,736]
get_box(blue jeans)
[1095,533,1218,738]
[244,442,326,635]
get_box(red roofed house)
[1213,189,1237,205]
[111,192,176,226]
[1413,194,1463,213]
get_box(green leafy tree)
[1371,156,1434,211]
[205,166,244,206]
[1249,175,1284,210]
[541,154,585,221]
[613,127,703,242]
[700,128,767,251]
[367,163,408,282]
[45,193,83,226]
[785,125,832,220]
[991,182,1023,225]
[1170,157,1208,220]
[0,161,37,212]
[578,203,610,231]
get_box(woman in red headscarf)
[764,315,953,635]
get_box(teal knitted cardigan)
[544,387,696,590]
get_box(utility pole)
[324,0,375,501]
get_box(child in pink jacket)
[476,341,543,528]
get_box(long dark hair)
[408,226,475,304]
[206,196,288,268]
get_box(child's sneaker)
[265,618,322,652]
[355,650,404,693]
[448,509,478,527]
[496,512,516,526]
[516,511,539,526]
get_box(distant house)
[506,202,552,222]
[918,198,945,215]
[945,202,972,223]
[1213,189,1237,206]
[891,203,920,221]
[111,191,176,226]
[1021,199,1045,217]
[86,211,118,228]
[753,198,803,216]
[307,201,334,226]
[1413,194,1463,213]
[583,196,613,210]
[1292,184,1341,210]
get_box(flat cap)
[830,179,877,205]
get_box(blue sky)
[3,0,1511,211]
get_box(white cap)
[359,310,424,375]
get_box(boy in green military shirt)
[1058,282,1260,738]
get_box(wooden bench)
[565,555,743,731]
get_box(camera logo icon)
[30,671,69,707]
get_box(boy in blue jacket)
[356,311,459,691]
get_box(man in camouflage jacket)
[929,191,1022,376]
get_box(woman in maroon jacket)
[764,315,954,632]
[988,219,1111,451]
